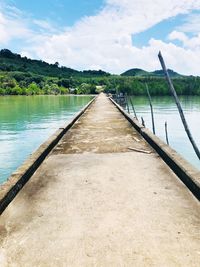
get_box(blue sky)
[10,0,104,27]
[1,0,200,74]
[133,15,186,48]
[133,11,200,48]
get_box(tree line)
[1,72,200,96]
[1,49,200,96]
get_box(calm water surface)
[0,95,93,183]
[128,96,200,170]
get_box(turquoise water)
[0,95,93,183]
[128,96,200,170]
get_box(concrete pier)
[0,94,199,266]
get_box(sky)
[1,0,200,75]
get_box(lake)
[128,95,200,170]
[0,95,200,184]
[0,95,93,183]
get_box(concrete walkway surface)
[0,93,199,267]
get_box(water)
[0,95,93,183]
[128,96,200,170]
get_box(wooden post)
[116,93,119,104]
[146,83,155,134]
[158,51,200,160]
[129,97,138,120]
[141,117,145,127]
[125,93,130,114]
[165,121,169,145]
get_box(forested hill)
[0,49,183,78]
[0,49,110,78]
[121,68,183,77]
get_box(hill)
[0,49,110,78]
[151,69,182,77]
[121,68,182,77]
[121,68,150,77]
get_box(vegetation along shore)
[1,49,200,96]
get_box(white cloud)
[177,13,200,34]
[168,30,200,51]
[33,20,54,31]
[2,0,200,74]
[0,4,31,44]
[168,31,188,44]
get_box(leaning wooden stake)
[125,94,130,114]
[141,117,145,127]
[129,97,138,120]
[165,121,169,145]
[158,51,200,160]
[146,83,155,134]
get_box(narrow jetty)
[0,93,199,266]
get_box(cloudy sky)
[1,0,200,75]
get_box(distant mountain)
[121,68,150,77]
[151,69,182,77]
[0,49,110,78]
[121,68,183,77]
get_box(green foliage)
[76,83,96,94]
[0,49,200,96]
[26,82,40,95]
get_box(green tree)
[26,82,40,95]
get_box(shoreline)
[0,94,97,97]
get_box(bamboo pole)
[158,51,200,160]
[165,121,169,145]
[146,83,155,134]
[129,97,138,120]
